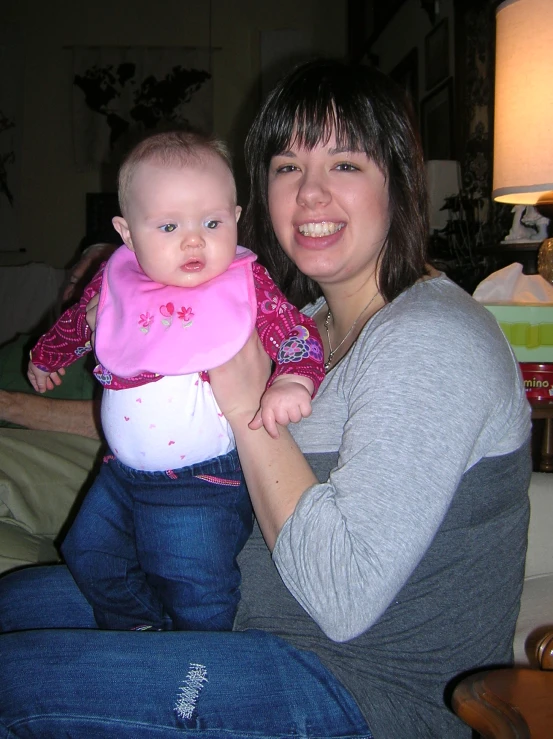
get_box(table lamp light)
[492,0,553,275]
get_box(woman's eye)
[205,220,220,229]
[160,223,177,233]
[274,164,298,174]
[335,163,359,172]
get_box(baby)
[28,130,324,631]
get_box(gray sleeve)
[272,286,530,642]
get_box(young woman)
[0,58,531,739]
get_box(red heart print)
[160,303,175,317]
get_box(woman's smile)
[295,221,347,251]
[297,221,345,237]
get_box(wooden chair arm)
[536,630,553,670]
[451,630,553,738]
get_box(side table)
[483,241,541,275]
[530,399,553,472]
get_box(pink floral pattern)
[159,302,175,328]
[178,306,194,327]
[139,312,154,333]
[278,325,324,365]
[138,303,195,332]
[260,291,292,317]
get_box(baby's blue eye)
[205,220,219,229]
[161,224,177,233]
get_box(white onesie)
[101,374,234,471]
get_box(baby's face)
[116,155,240,287]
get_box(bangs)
[264,72,385,168]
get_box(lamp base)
[538,238,553,283]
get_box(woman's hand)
[209,331,271,428]
[85,293,100,348]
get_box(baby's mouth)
[180,259,204,272]
[298,222,345,237]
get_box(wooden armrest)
[536,630,553,670]
[451,631,553,738]
[452,669,553,738]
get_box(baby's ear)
[112,216,134,250]
[235,206,242,223]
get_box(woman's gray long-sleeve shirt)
[235,273,531,738]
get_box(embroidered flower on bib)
[178,306,194,327]
[139,312,154,333]
[160,302,175,328]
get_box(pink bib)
[95,245,258,378]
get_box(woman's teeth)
[298,222,345,237]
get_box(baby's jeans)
[61,448,253,631]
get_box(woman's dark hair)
[241,58,429,307]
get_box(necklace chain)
[323,292,379,372]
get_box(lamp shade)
[492,0,553,205]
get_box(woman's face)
[268,132,390,293]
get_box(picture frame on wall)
[420,78,454,160]
[424,17,449,91]
[389,48,419,122]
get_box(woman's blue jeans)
[61,448,252,630]
[0,566,372,738]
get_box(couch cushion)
[513,573,553,666]
[0,429,102,537]
[0,429,102,574]
[0,521,59,573]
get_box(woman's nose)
[296,172,331,208]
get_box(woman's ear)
[235,206,242,223]
[112,216,134,251]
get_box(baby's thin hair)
[118,130,234,216]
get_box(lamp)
[493,0,553,257]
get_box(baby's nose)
[181,231,205,248]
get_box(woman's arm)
[209,331,317,549]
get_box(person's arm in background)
[0,390,100,438]
[60,243,118,307]
[0,242,117,439]
[30,265,106,375]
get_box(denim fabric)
[61,448,253,631]
[0,567,372,739]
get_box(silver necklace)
[323,292,380,372]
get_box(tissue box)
[519,363,553,400]
[484,304,553,362]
